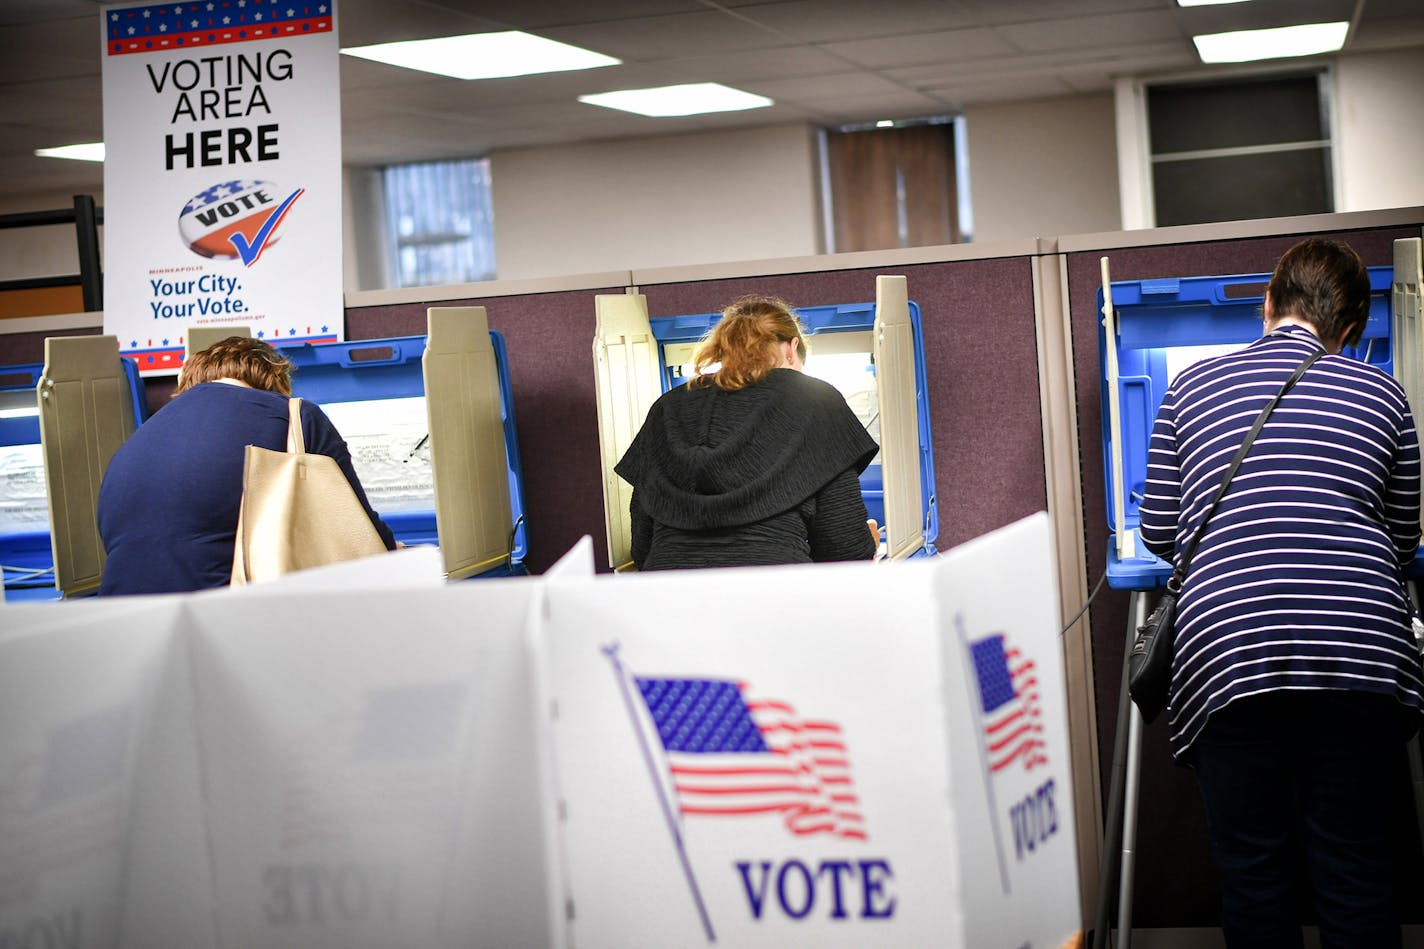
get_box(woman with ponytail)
[615,295,880,570]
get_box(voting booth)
[0,515,1078,948]
[1091,236,1424,943]
[1098,238,1423,590]
[0,340,148,602]
[0,307,525,601]
[541,513,1076,948]
[592,274,938,570]
[278,306,528,579]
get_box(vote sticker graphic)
[178,179,305,267]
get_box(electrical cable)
[1060,568,1109,636]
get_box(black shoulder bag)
[1128,348,1323,723]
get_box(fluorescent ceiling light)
[1177,0,1253,6]
[1193,21,1349,63]
[35,143,105,162]
[579,83,772,117]
[876,119,894,128]
[342,31,619,80]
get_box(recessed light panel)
[1176,0,1253,7]
[35,143,106,162]
[1193,21,1349,63]
[579,83,773,117]
[342,32,619,80]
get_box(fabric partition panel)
[1066,223,1424,928]
[540,513,1078,948]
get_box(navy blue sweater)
[1139,325,1423,759]
[97,382,394,595]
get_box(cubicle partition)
[1062,208,1424,932]
[340,250,1053,578]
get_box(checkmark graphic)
[228,188,304,267]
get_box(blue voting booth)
[1098,265,1396,590]
[0,358,149,601]
[648,300,939,555]
[279,331,527,573]
[0,327,526,601]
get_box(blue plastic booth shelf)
[0,359,148,602]
[648,301,939,556]
[1098,265,1415,591]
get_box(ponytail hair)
[690,295,808,391]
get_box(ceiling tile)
[540,10,790,60]
[994,10,1183,54]
[821,27,1017,68]
[741,71,905,101]
[728,0,979,43]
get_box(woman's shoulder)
[764,367,844,402]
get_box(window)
[1141,71,1334,227]
[382,158,496,287]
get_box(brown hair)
[1267,237,1371,348]
[175,336,294,396]
[690,295,808,391]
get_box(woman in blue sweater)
[1139,238,1422,948]
[97,337,395,595]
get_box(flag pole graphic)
[602,641,717,943]
[954,613,1012,894]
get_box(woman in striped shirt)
[1139,237,1422,948]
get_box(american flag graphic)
[106,1,332,56]
[635,677,867,841]
[969,634,1047,774]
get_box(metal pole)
[1116,591,1152,949]
[1092,589,1148,949]
[72,194,102,312]
[1406,582,1424,851]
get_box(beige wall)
[489,123,823,280]
[964,93,1122,243]
[1335,47,1424,213]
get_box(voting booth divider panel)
[0,515,1078,948]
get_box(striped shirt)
[1139,325,1424,760]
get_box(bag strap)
[1167,347,1323,593]
[286,397,306,455]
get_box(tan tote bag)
[231,397,387,585]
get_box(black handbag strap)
[1167,347,1324,593]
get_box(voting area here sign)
[100,0,344,374]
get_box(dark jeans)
[1190,690,1410,949]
